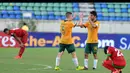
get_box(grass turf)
[0,48,130,73]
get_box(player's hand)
[72,13,76,19]
[79,12,84,19]
[80,25,84,28]
[20,43,24,47]
[88,15,91,21]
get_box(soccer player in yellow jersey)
[78,11,100,70]
[21,23,29,31]
[54,12,83,71]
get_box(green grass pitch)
[0,48,130,73]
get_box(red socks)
[18,46,26,57]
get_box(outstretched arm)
[75,13,86,28]
[74,21,86,28]
[72,13,76,20]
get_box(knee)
[57,51,64,57]
[102,60,107,66]
[84,53,88,58]
[93,54,98,59]
[71,52,77,58]
[85,53,88,56]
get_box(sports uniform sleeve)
[83,22,89,28]
[9,30,14,36]
[70,21,75,27]
[95,21,100,28]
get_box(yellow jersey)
[60,20,75,44]
[84,21,100,43]
[21,25,29,31]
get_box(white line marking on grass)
[20,63,52,70]
[33,64,52,70]
[28,68,38,70]
[28,68,45,70]
[43,65,52,69]
[20,63,24,64]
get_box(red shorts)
[113,61,126,67]
[113,59,126,67]
[103,60,126,69]
[21,33,28,44]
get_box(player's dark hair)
[23,22,27,25]
[66,12,72,18]
[3,28,9,33]
[104,46,109,54]
[90,11,97,17]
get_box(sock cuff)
[72,58,78,60]
[84,59,88,61]
[94,59,98,62]
[56,57,60,59]
[94,59,98,60]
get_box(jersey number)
[61,26,65,35]
[115,49,123,57]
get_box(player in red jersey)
[3,28,28,59]
[102,46,126,73]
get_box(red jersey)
[9,28,27,38]
[107,46,126,66]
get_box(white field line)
[19,63,52,70]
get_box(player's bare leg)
[84,53,89,70]
[93,54,98,70]
[55,51,64,66]
[71,52,83,70]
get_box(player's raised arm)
[75,13,87,28]
[72,13,76,20]
[88,17,98,28]
[88,11,99,28]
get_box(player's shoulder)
[61,20,64,23]
[108,46,115,51]
[69,20,74,24]
[9,29,14,34]
[61,20,73,24]
[95,20,100,24]
[22,25,27,28]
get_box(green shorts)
[112,64,125,69]
[59,43,75,53]
[85,43,98,54]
